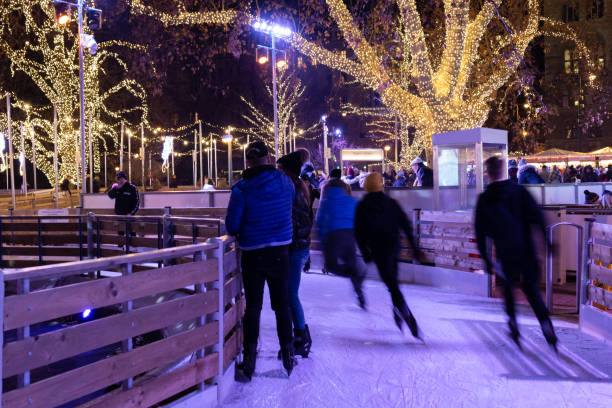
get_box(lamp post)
[253,20,292,162]
[321,115,329,176]
[384,145,391,172]
[223,129,233,187]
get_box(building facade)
[542,0,612,152]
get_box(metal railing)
[546,222,583,313]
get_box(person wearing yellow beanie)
[355,173,422,339]
[364,172,384,193]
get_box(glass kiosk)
[432,128,508,209]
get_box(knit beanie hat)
[584,190,600,204]
[277,149,309,177]
[365,172,384,193]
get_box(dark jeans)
[500,260,551,331]
[241,245,293,349]
[373,252,407,310]
[323,229,366,296]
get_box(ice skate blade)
[234,368,252,383]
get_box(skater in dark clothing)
[316,178,367,309]
[278,149,314,358]
[475,156,557,351]
[355,173,421,338]
[225,140,297,382]
[107,171,139,216]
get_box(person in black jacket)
[278,149,313,358]
[475,156,557,351]
[107,171,139,215]
[354,172,421,338]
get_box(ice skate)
[541,319,558,355]
[280,344,298,377]
[508,320,522,351]
[392,307,404,332]
[294,325,312,358]
[397,305,420,339]
[235,343,257,383]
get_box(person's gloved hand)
[111,183,119,189]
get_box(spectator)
[584,190,600,205]
[517,159,545,184]
[508,159,518,183]
[581,165,599,183]
[107,171,139,216]
[540,165,550,183]
[410,157,433,187]
[393,171,407,187]
[548,165,563,183]
[226,140,297,382]
[602,165,612,182]
[201,175,215,191]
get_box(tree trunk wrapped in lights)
[0,0,148,184]
[130,0,596,158]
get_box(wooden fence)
[586,221,612,311]
[0,190,73,211]
[399,210,485,273]
[0,237,244,408]
[0,214,225,269]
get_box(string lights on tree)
[130,0,597,162]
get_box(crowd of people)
[510,158,612,185]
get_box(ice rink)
[222,272,612,408]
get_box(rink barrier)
[581,220,612,342]
[0,237,244,408]
[0,190,73,212]
[0,212,225,269]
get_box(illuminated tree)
[235,70,317,155]
[0,0,147,183]
[130,0,596,166]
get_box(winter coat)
[393,176,407,187]
[108,182,139,215]
[415,164,433,187]
[474,180,546,273]
[518,165,545,184]
[548,169,562,184]
[316,186,357,241]
[290,180,313,252]
[225,165,295,251]
[354,192,417,262]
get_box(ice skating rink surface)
[222,273,612,408]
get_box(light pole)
[253,20,292,162]
[321,115,329,176]
[54,0,102,194]
[223,129,233,187]
[384,145,391,172]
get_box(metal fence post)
[582,218,594,306]
[206,237,225,386]
[576,226,584,314]
[412,208,421,264]
[17,278,30,389]
[121,262,134,390]
[0,270,2,407]
[87,212,94,259]
[194,248,207,391]
[546,225,554,312]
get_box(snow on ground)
[222,272,612,408]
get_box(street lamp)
[321,115,329,176]
[53,0,102,194]
[384,145,391,172]
[223,130,234,187]
[253,19,292,162]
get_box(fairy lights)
[0,0,148,184]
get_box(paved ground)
[222,272,612,408]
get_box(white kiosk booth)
[340,148,385,174]
[433,128,508,210]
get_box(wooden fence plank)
[0,223,82,232]
[589,284,612,309]
[224,250,238,276]
[3,291,218,378]
[223,275,242,306]
[2,322,219,408]
[223,330,239,370]
[590,263,612,287]
[591,243,612,266]
[420,211,473,223]
[87,353,218,408]
[4,260,218,330]
[592,222,612,241]
[223,297,245,338]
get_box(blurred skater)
[316,177,367,309]
[355,173,421,338]
[475,156,557,351]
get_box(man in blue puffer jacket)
[226,140,297,382]
[316,179,367,308]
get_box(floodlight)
[276,59,287,69]
[335,129,342,136]
[384,145,391,151]
[222,134,233,143]
[54,1,71,25]
[258,55,269,64]
[81,309,92,319]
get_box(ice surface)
[222,272,612,408]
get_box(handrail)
[3,242,219,281]
[546,222,583,314]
